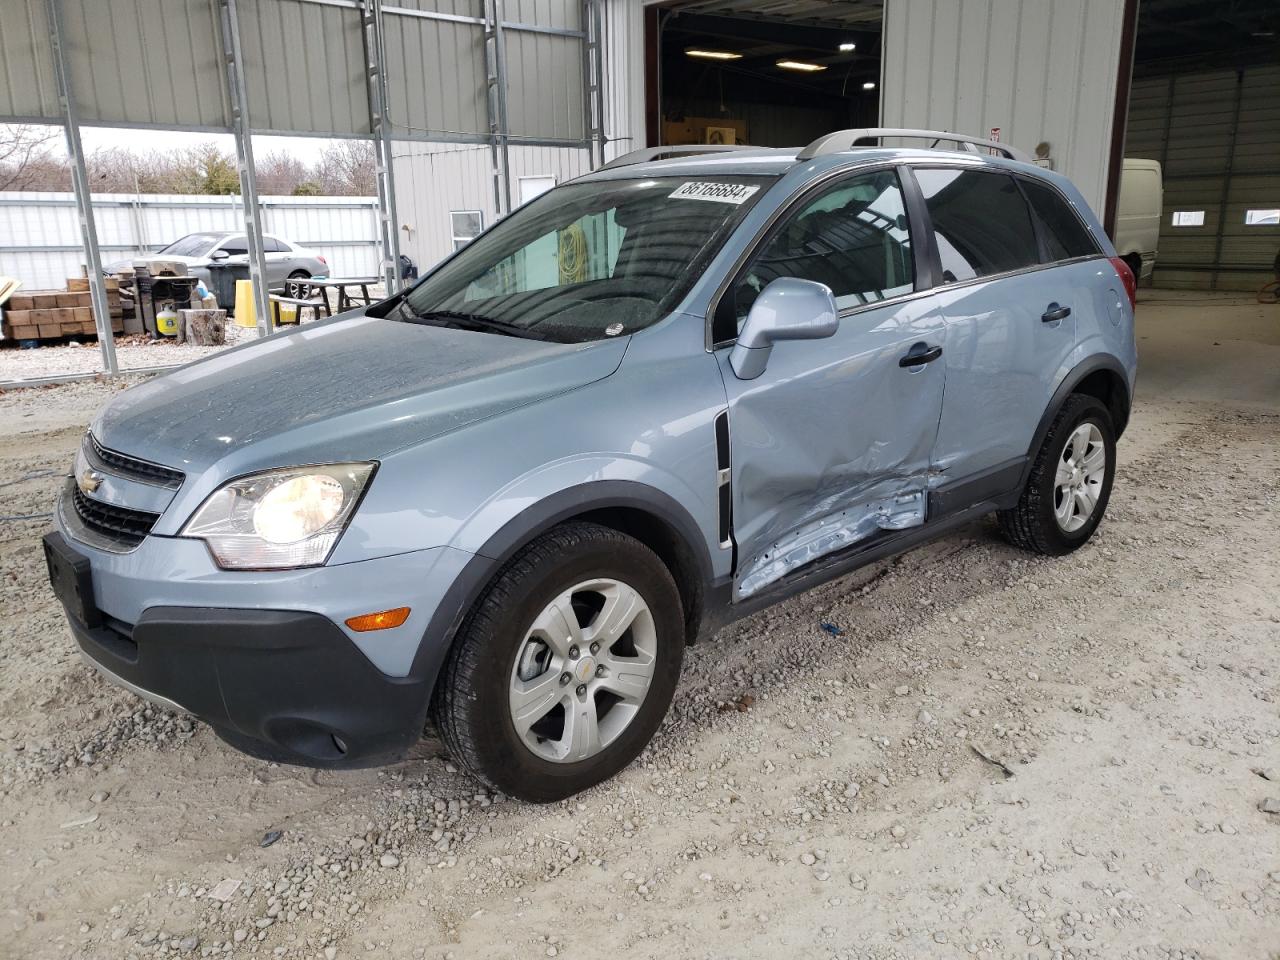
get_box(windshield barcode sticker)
[669,182,760,205]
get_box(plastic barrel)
[233,279,256,328]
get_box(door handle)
[899,343,942,367]
[1041,302,1072,323]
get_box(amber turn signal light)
[345,607,411,632]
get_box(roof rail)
[598,144,759,170]
[797,128,1033,164]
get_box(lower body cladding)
[44,530,470,767]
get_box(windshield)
[158,233,223,257]
[399,175,771,342]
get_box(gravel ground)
[0,327,255,382]
[0,297,1277,960]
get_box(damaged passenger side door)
[712,167,947,599]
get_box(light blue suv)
[45,129,1137,802]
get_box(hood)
[93,313,628,476]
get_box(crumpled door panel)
[717,295,947,599]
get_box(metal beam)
[361,0,402,295]
[582,0,607,168]
[217,0,273,338]
[483,0,514,217]
[46,0,118,376]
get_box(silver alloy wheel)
[1054,421,1106,533]
[508,578,658,764]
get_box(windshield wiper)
[396,303,551,341]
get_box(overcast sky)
[71,126,339,160]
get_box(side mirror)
[209,249,230,262]
[729,277,839,380]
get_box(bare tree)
[256,150,310,195]
[315,140,376,195]
[0,124,66,191]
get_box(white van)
[1115,159,1163,282]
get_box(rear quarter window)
[914,168,1038,282]
[1020,178,1101,261]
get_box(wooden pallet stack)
[2,277,124,342]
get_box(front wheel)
[432,522,685,802]
[998,394,1116,555]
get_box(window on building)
[1019,179,1099,261]
[451,211,484,251]
[732,168,913,322]
[914,169,1038,282]
[1244,209,1279,226]
[1171,211,1205,227]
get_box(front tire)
[998,394,1116,556]
[432,522,685,802]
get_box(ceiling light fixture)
[686,48,742,61]
[776,59,827,72]
[839,42,856,52]
[862,81,877,90]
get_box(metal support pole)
[46,0,118,376]
[581,0,606,168]
[217,0,272,337]
[483,0,513,216]
[360,0,401,295]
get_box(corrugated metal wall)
[0,0,60,122]
[0,193,379,289]
[1,0,591,144]
[1126,65,1280,291]
[63,0,231,130]
[879,0,1126,216]
[392,141,593,267]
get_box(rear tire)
[998,394,1116,556]
[432,522,685,802]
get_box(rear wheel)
[998,394,1116,556]
[432,522,684,802]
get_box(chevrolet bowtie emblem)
[77,469,104,495]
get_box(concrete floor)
[1134,288,1280,408]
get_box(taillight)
[1109,256,1136,310]
[317,255,328,266]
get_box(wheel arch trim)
[1019,353,1131,493]
[408,480,715,695]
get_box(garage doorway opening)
[645,2,883,150]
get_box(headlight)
[181,463,376,570]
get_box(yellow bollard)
[233,279,257,328]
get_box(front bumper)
[63,596,428,766]
[44,528,473,767]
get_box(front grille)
[70,484,160,549]
[86,434,184,489]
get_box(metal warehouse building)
[1,0,1277,379]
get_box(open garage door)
[645,1,883,149]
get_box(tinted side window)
[1020,179,1100,261]
[732,169,913,323]
[219,236,249,256]
[915,169,1038,282]
[263,237,287,253]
